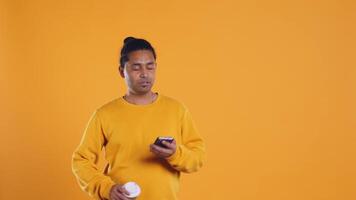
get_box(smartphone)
[154,136,174,148]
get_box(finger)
[151,144,172,154]
[150,146,171,157]
[113,186,127,199]
[152,149,170,158]
[110,185,121,200]
[149,144,155,152]
[150,146,165,156]
[150,144,157,154]
[118,186,131,196]
[114,187,130,200]
[162,140,176,149]
[117,192,130,200]
[111,191,121,200]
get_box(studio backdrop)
[1,0,355,199]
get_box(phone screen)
[154,136,174,148]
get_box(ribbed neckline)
[118,92,161,108]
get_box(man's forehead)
[128,50,155,63]
[129,50,154,58]
[130,58,155,62]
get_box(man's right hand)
[109,184,135,200]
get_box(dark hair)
[119,36,157,67]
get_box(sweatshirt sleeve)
[71,109,116,200]
[165,106,206,173]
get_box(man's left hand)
[150,140,176,158]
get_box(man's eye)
[147,65,155,70]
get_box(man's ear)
[119,66,125,78]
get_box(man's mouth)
[139,81,151,86]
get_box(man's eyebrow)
[132,62,142,65]
[132,61,155,65]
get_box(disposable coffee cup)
[123,181,141,198]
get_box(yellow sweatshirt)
[71,93,206,200]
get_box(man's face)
[119,50,156,95]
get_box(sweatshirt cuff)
[165,144,182,163]
[101,178,116,200]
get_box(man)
[71,37,206,200]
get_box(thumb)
[163,140,175,149]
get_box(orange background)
[1,0,355,199]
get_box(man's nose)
[139,69,148,78]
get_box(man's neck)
[123,91,157,105]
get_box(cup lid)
[123,182,141,198]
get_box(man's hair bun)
[119,36,157,67]
[124,37,136,44]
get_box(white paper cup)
[123,182,141,198]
